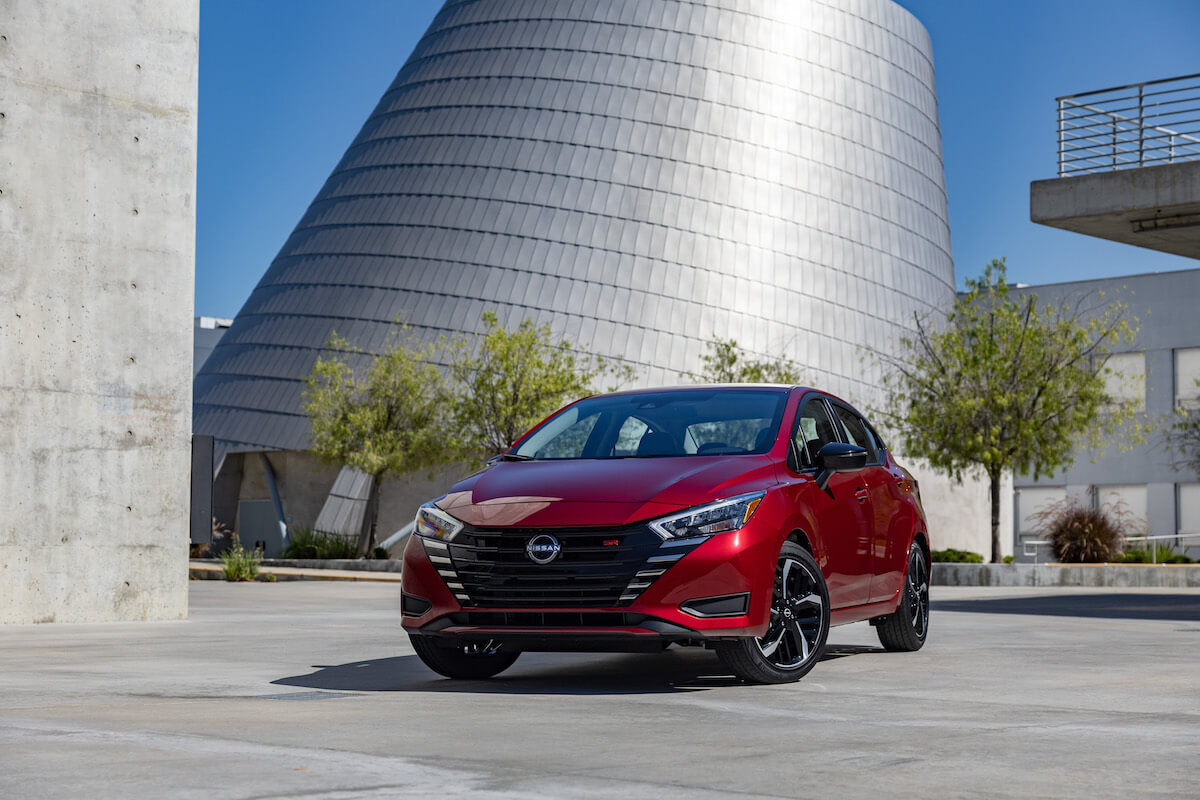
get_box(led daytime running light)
[648,492,766,541]
[414,502,464,541]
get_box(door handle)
[854,487,868,503]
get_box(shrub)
[1003,555,1015,564]
[1118,543,1194,564]
[220,534,262,581]
[1031,494,1128,563]
[196,517,237,558]
[930,548,984,563]
[281,527,359,559]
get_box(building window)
[1101,352,1145,411]
[1016,486,1066,543]
[1178,483,1200,534]
[1174,347,1200,407]
[1095,484,1149,533]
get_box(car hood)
[437,456,778,528]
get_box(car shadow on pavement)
[272,643,885,695]
[931,593,1200,621]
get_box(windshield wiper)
[491,452,534,462]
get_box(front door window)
[793,399,840,468]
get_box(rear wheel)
[717,542,829,684]
[410,635,520,679]
[875,544,929,652]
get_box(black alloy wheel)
[717,542,830,684]
[875,544,929,651]
[410,635,520,679]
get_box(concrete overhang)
[1030,160,1200,259]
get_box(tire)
[717,542,830,684]
[875,544,930,652]
[409,635,520,679]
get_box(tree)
[879,259,1142,563]
[694,338,802,384]
[303,329,450,556]
[1167,380,1200,477]
[448,311,632,462]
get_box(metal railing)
[1057,72,1200,176]
[1023,530,1200,564]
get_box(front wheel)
[409,635,520,679]
[716,542,830,684]
[875,544,929,652]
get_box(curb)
[189,561,403,583]
[933,562,1200,588]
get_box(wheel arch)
[785,529,814,554]
[787,527,816,554]
[784,527,834,579]
[911,529,931,567]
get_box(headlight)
[414,501,463,541]
[648,491,766,541]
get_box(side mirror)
[814,442,868,491]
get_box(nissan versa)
[400,385,930,684]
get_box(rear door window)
[832,405,881,465]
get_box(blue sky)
[197,0,1200,315]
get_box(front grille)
[446,611,642,627]
[432,523,679,608]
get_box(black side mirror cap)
[814,442,869,491]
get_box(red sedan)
[401,385,930,684]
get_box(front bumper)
[400,518,779,650]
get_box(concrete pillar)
[0,1,199,622]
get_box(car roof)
[597,383,814,396]
[591,384,864,411]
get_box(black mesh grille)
[446,523,662,608]
[447,611,642,627]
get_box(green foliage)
[1166,379,1200,478]
[219,535,262,581]
[930,548,984,563]
[303,326,453,555]
[1117,543,1194,564]
[302,312,635,546]
[304,329,449,480]
[448,311,632,460]
[1003,555,1015,564]
[280,528,359,560]
[880,259,1142,562]
[694,338,802,384]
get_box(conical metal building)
[195,0,956,545]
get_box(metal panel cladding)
[195,0,954,454]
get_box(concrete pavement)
[1,582,1197,798]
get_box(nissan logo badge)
[526,534,562,564]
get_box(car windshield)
[512,389,788,460]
